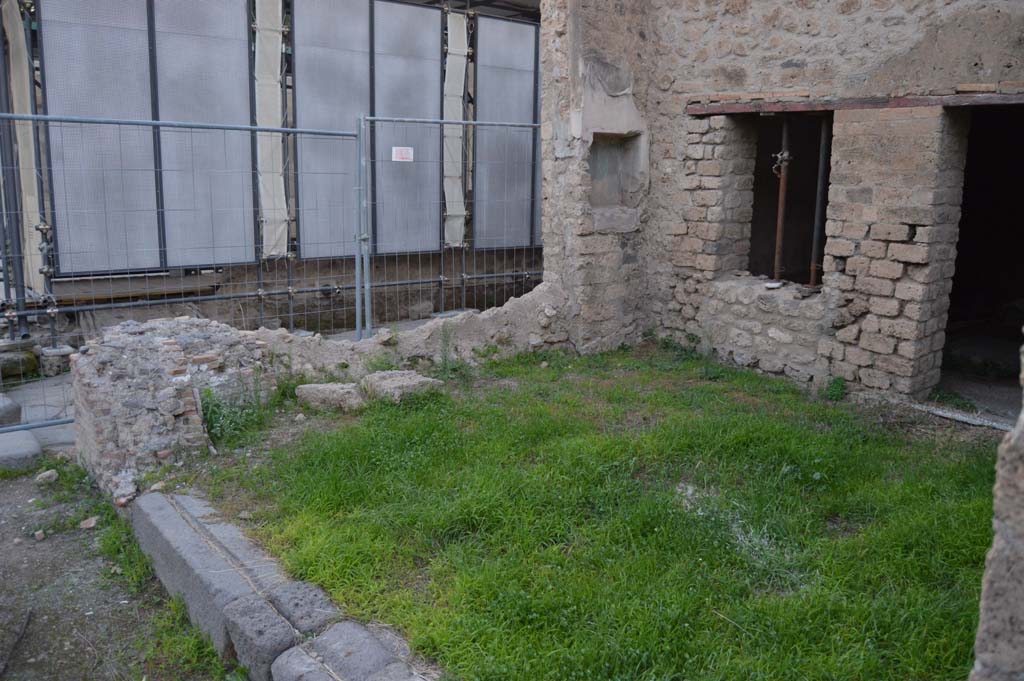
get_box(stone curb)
[130,492,424,681]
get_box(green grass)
[145,597,246,681]
[207,346,997,681]
[929,388,979,413]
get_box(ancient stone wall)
[651,115,758,340]
[73,318,275,499]
[645,0,1023,101]
[972,349,1024,680]
[636,1,1024,396]
[696,276,835,383]
[72,284,572,497]
[539,0,650,352]
[820,106,968,395]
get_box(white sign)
[391,146,414,163]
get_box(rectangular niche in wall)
[749,113,832,285]
[588,133,643,233]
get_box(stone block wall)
[972,349,1024,680]
[696,277,835,383]
[651,115,757,338]
[820,106,968,395]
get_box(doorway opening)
[940,105,1024,423]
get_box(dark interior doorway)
[749,113,831,284]
[940,105,1024,422]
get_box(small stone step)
[295,383,365,412]
[360,371,442,403]
[0,430,43,470]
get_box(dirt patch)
[0,474,167,680]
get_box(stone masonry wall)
[646,0,1024,102]
[73,284,572,497]
[638,1,1024,360]
[651,115,757,339]
[72,318,275,499]
[539,0,650,352]
[696,276,835,383]
[820,106,968,395]
[972,348,1024,680]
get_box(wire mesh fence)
[358,116,542,334]
[0,112,542,434]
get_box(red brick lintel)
[685,92,1024,117]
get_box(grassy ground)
[200,343,999,681]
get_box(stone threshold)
[131,491,436,681]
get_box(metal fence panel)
[39,0,161,274]
[372,1,441,255]
[154,0,255,267]
[474,17,538,250]
[293,0,369,259]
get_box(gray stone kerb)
[131,492,430,681]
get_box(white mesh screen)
[40,0,161,273]
[372,1,441,255]
[154,0,255,267]
[474,17,537,250]
[292,0,367,259]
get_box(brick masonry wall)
[820,106,968,395]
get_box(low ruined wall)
[72,283,572,497]
[695,276,835,384]
[72,318,277,498]
[972,347,1024,680]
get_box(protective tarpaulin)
[292,0,367,259]
[154,0,255,267]
[373,0,441,254]
[254,0,288,258]
[39,0,161,274]
[1,0,42,292]
[442,12,467,247]
[473,17,537,249]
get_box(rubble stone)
[295,383,365,412]
[360,371,442,403]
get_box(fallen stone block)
[40,345,74,377]
[0,351,37,379]
[359,371,442,403]
[0,431,42,470]
[130,493,256,656]
[0,394,21,426]
[224,595,299,681]
[295,383,365,412]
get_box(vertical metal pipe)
[286,253,295,332]
[360,116,373,335]
[354,121,363,340]
[439,247,446,313]
[461,245,467,310]
[808,116,832,287]
[772,116,791,282]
